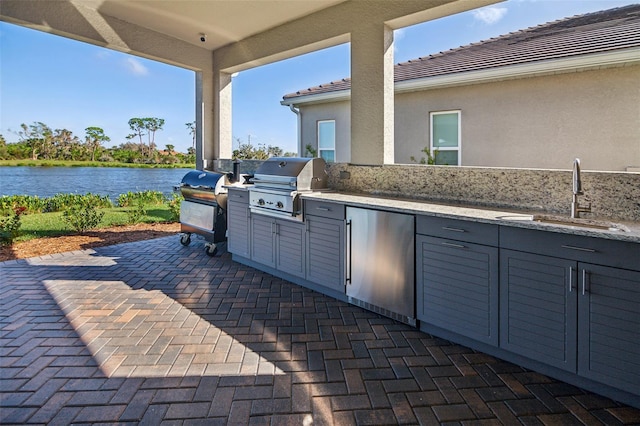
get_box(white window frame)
[317,120,336,163]
[430,110,461,166]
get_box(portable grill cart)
[177,170,229,256]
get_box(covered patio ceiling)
[1,0,500,167]
[0,0,349,57]
[82,0,349,51]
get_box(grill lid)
[253,157,327,191]
[254,157,311,177]
[180,170,227,192]
[179,170,229,209]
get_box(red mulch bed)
[0,222,180,262]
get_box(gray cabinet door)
[578,264,640,395]
[276,220,305,278]
[417,235,498,345]
[227,200,250,257]
[306,216,344,291]
[250,214,276,268]
[499,249,578,372]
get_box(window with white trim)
[317,120,336,162]
[430,111,461,166]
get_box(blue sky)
[1,0,635,154]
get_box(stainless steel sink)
[497,214,627,232]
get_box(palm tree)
[85,127,110,161]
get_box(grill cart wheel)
[204,243,218,257]
[180,233,191,246]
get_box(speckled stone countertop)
[301,192,640,244]
[224,183,252,191]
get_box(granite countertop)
[224,183,252,191]
[300,192,640,244]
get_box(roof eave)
[396,48,640,93]
[280,90,351,106]
[282,48,640,106]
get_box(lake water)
[0,167,193,200]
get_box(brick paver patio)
[1,236,639,424]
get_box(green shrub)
[167,193,183,221]
[118,190,166,207]
[0,193,112,215]
[62,200,104,233]
[45,193,112,212]
[0,205,26,245]
[0,195,46,215]
[410,146,439,165]
[126,200,148,224]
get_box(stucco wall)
[395,64,640,171]
[299,101,351,162]
[298,64,640,171]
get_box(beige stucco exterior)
[299,101,352,162]
[294,64,640,171]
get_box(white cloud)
[472,7,508,25]
[125,57,149,76]
[95,50,111,60]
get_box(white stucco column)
[199,66,232,170]
[214,70,233,161]
[195,71,205,170]
[350,23,395,165]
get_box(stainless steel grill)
[177,170,229,256]
[249,157,328,220]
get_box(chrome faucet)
[571,158,591,218]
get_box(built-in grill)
[177,170,229,256]
[249,157,328,220]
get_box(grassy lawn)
[16,205,175,242]
[0,159,194,168]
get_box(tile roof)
[283,4,640,100]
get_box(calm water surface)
[0,167,192,200]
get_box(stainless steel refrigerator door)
[346,207,415,319]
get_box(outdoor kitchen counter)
[300,191,640,243]
[224,183,253,191]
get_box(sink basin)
[497,214,627,232]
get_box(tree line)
[0,118,197,165]
[232,136,296,160]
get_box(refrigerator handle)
[345,219,352,284]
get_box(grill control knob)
[258,198,265,206]
[276,201,284,209]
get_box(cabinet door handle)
[316,206,331,211]
[441,242,466,249]
[582,269,589,295]
[442,226,466,233]
[345,219,352,284]
[561,245,597,253]
[569,266,574,292]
